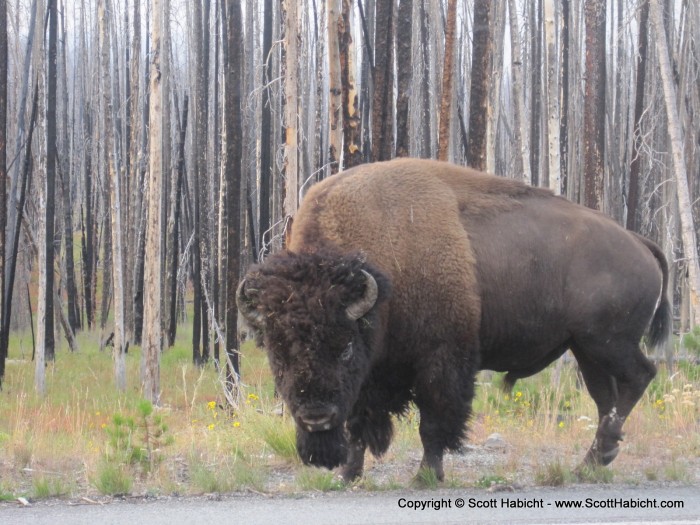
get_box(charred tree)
[43,0,58,362]
[259,0,273,258]
[583,0,606,210]
[167,95,188,347]
[395,0,412,158]
[467,0,492,171]
[529,0,543,185]
[627,0,649,232]
[225,0,243,380]
[372,0,395,161]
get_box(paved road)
[1,484,698,525]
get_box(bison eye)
[340,342,353,362]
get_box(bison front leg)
[414,344,477,482]
[338,435,366,482]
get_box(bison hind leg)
[572,339,656,468]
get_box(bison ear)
[345,270,379,321]
[236,278,266,330]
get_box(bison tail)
[648,294,672,349]
[635,233,672,349]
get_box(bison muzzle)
[237,158,671,483]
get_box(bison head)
[236,250,390,469]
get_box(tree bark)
[419,0,432,158]
[100,0,126,390]
[529,0,543,186]
[44,0,58,362]
[485,1,506,173]
[282,0,299,215]
[467,0,492,171]
[127,0,141,341]
[259,0,273,258]
[0,0,7,383]
[437,0,457,161]
[583,0,606,210]
[328,0,343,172]
[559,0,570,196]
[142,0,164,403]
[340,0,362,168]
[544,0,561,193]
[5,85,38,362]
[372,0,394,162]
[167,95,188,347]
[650,0,700,326]
[58,4,79,333]
[395,0,412,158]
[626,0,649,232]
[507,0,531,184]
[191,0,210,366]
[225,0,243,383]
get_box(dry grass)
[1,331,698,500]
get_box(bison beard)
[296,425,348,469]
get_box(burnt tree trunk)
[583,0,606,210]
[395,0,412,158]
[466,0,492,171]
[44,0,58,362]
[225,0,243,381]
[529,0,542,185]
[627,0,649,232]
[259,0,273,258]
[372,0,395,161]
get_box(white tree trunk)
[142,0,164,403]
[486,0,505,173]
[35,190,46,396]
[327,0,342,171]
[544,0,561,194]
[99,0,126,391]
[507,0,531,184]
[650,0,700,326]
[283,0,299,214]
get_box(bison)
[236,158,671,482]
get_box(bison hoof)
[337,464,363,483]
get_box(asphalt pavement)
[1,484,698,525]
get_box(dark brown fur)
[238,158,671,481]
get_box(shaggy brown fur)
[239,158,671,481]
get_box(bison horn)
[346,270,379,321]
[235,279,266,328]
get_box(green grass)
[93,463,134,496]
[534,460,575,486]
[33,476,71,499]
[296,468,345,492]
[255,414,298,462]
[413,466,441,489]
